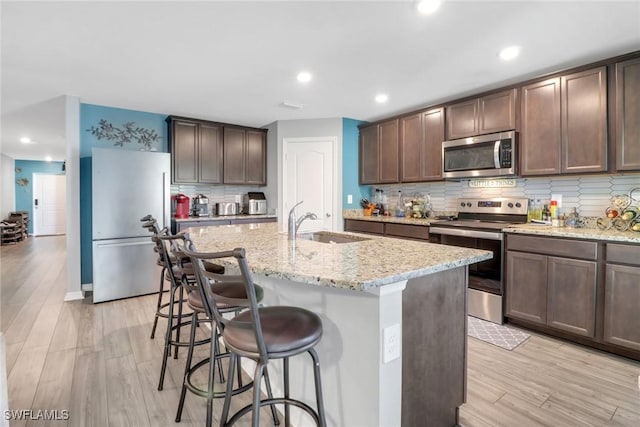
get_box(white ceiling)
[2,1,639,161]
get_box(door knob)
[326,213,331,218]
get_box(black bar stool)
[176,235,279,427]
[182,244,326,427]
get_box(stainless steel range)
[429,197,528,324]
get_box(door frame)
[280,136,341,232]
[32,172,67,236]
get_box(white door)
[282,137,337,233]
[33,173,66,236]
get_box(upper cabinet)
[359,119,399,184]
[169,117,223,184]
[614,57,640,171]
[168,116,266,185]
[521,67,608,176]
[223,127,267,185]
[446,88,517,139]
[400,108,445,182]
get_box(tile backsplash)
[375,174,640,217]
[171,184,265,205]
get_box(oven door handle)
[429,226,503,241]
[494,140,501,168]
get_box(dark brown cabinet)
[400,108,445,182]
[603,244,640,351]
[169,117,223,184]
[223,127,267,185]
[521,67,608,176]
[505,234,598,338]
[343,219,429,241]
[359,119,399,184]
[614,57,640,171]
[446,88,517,139]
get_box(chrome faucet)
[288,201,318,240]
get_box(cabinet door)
[561,67,608,173]
[446,99,478,139]
[359,125,379,184]
[505,251,547,324]
[343,219,384,235]
[223,127,246,184]
[199,123,223,184]
[604,264,640,351]
[615,57,640,171]
[421,108,445,181]
[400,113,422,182]
[245,130,266,185]
[546,257,597,337]
[379,119,399,183]
[520,78,562,176]
[479,89,517,134]
[172,120,198,183]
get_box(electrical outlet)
[382,323,401,364]
[347,194,353,204]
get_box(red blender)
[173,194,190,218]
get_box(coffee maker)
[192,194,210,217]
[173,194,190,219]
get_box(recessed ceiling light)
[45,156,52,162]
[417,0,441,14]
[297,72,312,83]
[20,137,31,143]
[375,94,389,104]
[499,46,520,61]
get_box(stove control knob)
[515,202,522,208]
[466,202,472,208]
[508,202,514,208]
[460,202,466,208]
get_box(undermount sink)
[298,231,371,244]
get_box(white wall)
[64,96,82,300]
[0,154,16,219]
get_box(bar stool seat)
[224,307,322,356]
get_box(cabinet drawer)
[385,223,429,240]
[606,243,640,266]
[344,219,384,235]
[231,217,276,225]
[507,234,597,260]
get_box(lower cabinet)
[505,234,597,338]
[603,244,640,351]
[343,219,429,241]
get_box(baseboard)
[64,291,84,301]
[81,283,93,292]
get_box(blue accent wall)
[14,160,65,234]
[342,118,371,208]
[80,103,169,284]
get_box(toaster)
[244,192,267,215]
[215,202,239,216]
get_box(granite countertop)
[174,214,277,222]
[503,224,640,244]
[343,211,640,244]
[342,210,439,226]
[187,223,492,291]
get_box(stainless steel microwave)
[442,131,517,179]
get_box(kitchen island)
[187,223,492,427]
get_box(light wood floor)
[2,235,639,426]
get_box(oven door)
[429,227,503,295]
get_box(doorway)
[282,137,339,233]
[32,173,66,236]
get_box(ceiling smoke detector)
[279,100,304,110]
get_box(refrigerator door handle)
[162,172,170,229]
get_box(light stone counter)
[186,222,491,427]
[174,214,277,222]
[504,224,640,244]
[186,222,492,291]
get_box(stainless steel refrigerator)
[92,147,170,303]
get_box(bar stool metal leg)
[150,264,166,339]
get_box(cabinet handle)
[326,213,331,218]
